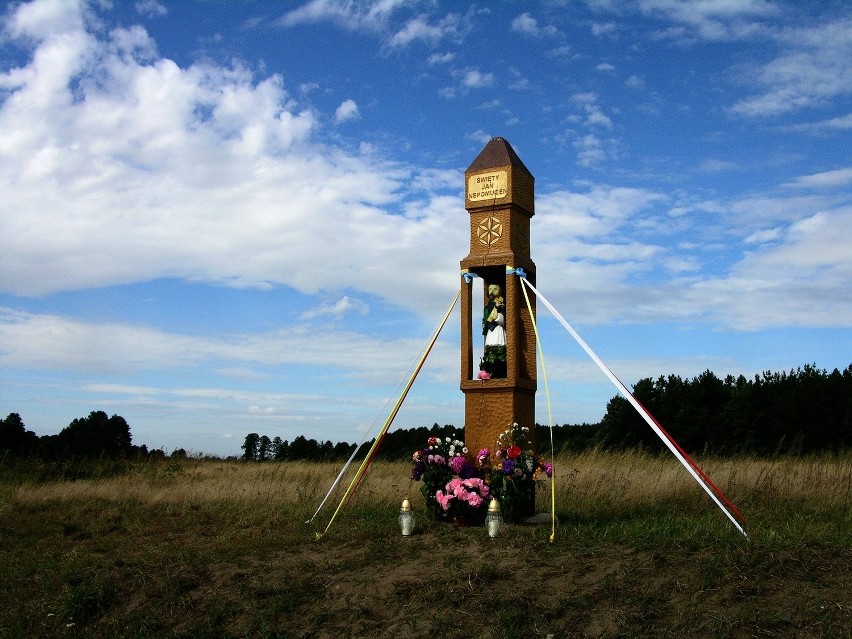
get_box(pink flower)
[477,370,491,379]
[544,463,553,478]
[467,493,483,508]
[436,490,455,511]
[462,478,489,498]
[476,448,489,465]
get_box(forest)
[3,364,850,464]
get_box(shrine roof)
[466,137,533,178]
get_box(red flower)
[507,445,522,460]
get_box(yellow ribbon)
[316,290,460,539]
[519,277,557,542]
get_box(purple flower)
[411,460,426,480]
[501,459,515,475]
[449,455,466,474]
[544,463,553,478]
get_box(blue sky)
[1,0,850,457]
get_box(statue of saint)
[478,284,507,379]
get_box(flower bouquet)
[477,423,553,522]
[411,425,552,525]
[435,476,490,526]
[411,435,476,521]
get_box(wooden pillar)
[460,137,536,458]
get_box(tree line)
[0,410,152,461]
[241,364,852,460]
[593,364,852,455]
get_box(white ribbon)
[520,278,747,537]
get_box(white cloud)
[0,306,420,377]
[547,45,572,58]
[782,167,852,190]
[386,14,453,48]
[511,12,561,38]
[530,182,852,329]
[456,68,494,89]
[573,133,606,166]
[512,12,559,37]
[334,98,360,123]
[0,3,467,315]
[730,19,852,117]
[592,22,618,37]
[625,75,644,88]
[508,67,529,91]
[276,0,405,31]
[3,0,87,40]
[537,185,667,240]
[638,0,778,40]
[783,113,852,133]
[135,1,167,18]
[634,2,850,121]
[275,1,469,52]
[689,206,852,329]
[465,129,492,147]
[427,52,454,65]
[300,296,370,321]
[511,12,538,35]
[744,227,782,244]
[570,92,613,129]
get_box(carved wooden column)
[460,137,536,458]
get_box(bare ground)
[18,516,844,639]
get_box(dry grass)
[558,449,852,512]
[10,451,851,519]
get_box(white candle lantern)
[399,498,415,536]
[485,498,503,538]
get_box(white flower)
[462,447,468,454]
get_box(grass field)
[1,451,850,638]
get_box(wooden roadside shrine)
[460,137,537,459]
